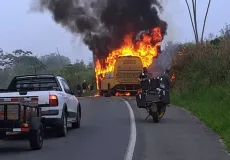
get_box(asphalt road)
[0,96,229,160]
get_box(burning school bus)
[94,27,163,96]
[98,56,143,96]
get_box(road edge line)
[118,97,137,160]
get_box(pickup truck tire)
[72,106,81,129]
[56,111,67,137]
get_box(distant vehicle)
[99,56,143,96]
[0,74,81,137]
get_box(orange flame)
[94,93,100,97]
[170,73,176,81]
[95,27,163,89]
[178,51,183,56]
[115,92,131,96]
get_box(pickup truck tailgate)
[0,91,50,109]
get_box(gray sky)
[0,0,229,64]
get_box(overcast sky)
[0,0,229,64]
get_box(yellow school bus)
[99,56,143,96]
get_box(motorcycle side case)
[163,90,170,104]
[136,93,147,108]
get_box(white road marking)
[118,98,137,160]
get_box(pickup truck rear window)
[7,77,61,91]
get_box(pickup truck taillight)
[49,94,58,106]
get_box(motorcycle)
[136,76,170,123]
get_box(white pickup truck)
[0,74,81,137]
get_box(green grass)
[171,85,230,151]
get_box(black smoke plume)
[37,0,167,62]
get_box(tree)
[13,55,46,74]
[11,50,46,75]
[60,60,94,88]
[185,0,212,43]
[220,24,230,39]
[210,38,221,44]
[0,49,47,88]
[40,53,71,74]
[0,49,46,73]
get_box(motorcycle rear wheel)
[158,105,166,119]
[149,103,159,123]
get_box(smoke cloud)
[36,0,167,62]
[148,41,180,77]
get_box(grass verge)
[171,85,230,151]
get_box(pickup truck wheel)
[56,111,67,137]
[72,107,81,129]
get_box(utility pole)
[56,47,64,67]
[185,0,212,44]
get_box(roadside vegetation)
[0,49,95,94]
[170,24,230,151]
